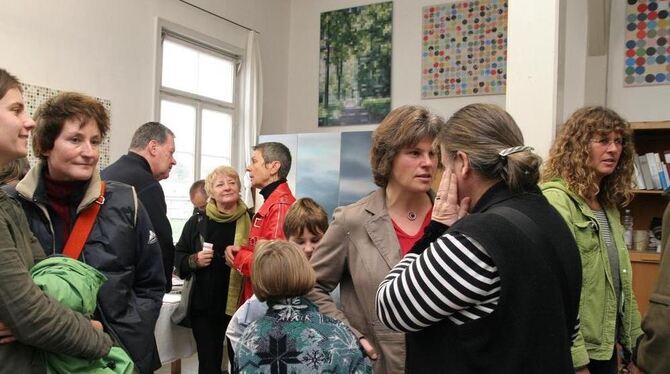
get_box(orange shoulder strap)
[62,182,106,260]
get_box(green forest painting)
[318,2,392,127]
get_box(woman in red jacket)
[225,142,296,305]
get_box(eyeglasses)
[591,137,624,147]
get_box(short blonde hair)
[204,166,241,198]
[251,240,316,302]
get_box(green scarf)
[206,199,251,315]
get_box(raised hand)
[432,168,471,226]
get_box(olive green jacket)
[0,189,112,373]
[635,201,670,374]
[541,179,642,368]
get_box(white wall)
[607,0,670,122]
[0,0,291,159]
[285,0,506,135]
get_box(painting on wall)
[421,0,508,98]
[21,83,112,169]
[259,131,375,219]
[296,133,341,217]
[318,2,393,127]
[624,0,670,86]
[339,131,377,208]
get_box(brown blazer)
[308,188,405,374]
[636,202,670,374]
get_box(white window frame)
[154,19,244,180]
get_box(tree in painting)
[319,2,392,126]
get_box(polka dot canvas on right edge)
[624,0,670,87]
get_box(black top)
[102,152,175,292]
[259,178,287,200]
[404,183,581,374]
[175,212,235,315]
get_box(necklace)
[407,211,417,221]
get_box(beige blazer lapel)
[363,189,401,269]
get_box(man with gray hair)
[102,121,177,293]
[225,142,296,305]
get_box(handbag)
[171,272,195,328]
[171,214,206,328]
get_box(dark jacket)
[406,183,582,374]
[0,188,112,374]
[636,202,670,374]
[174,211,234,315]
[102,152,175,292]
[15,163,165,374]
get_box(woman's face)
[44,118,101,181]
[588,131,623,181]
[388,137,437,193]
[0,88,35,164]
[211,173,240,209]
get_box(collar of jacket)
[125,151,153,175]
[16,160,104,215]
[540,178,618,220]
[260,178,287,200]
[256,181,293,215]
[467,181,518,214]
[363,188,436,216]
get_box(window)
[157,31,240,240]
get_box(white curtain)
[239,30,263,208]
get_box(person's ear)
[147,140,159,156]
[455,151,471,178]
[267,160,281,176]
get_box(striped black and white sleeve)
[375,232,501,332]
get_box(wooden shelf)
[633,189,665,195]
[631,120,670,131]
[629,250,662,263]
[628,121,668,316]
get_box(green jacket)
[0,189,112,373]
[30,257,134,374]
[635,201,670,374]
[541,179,642,368]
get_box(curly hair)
[541,106,634,207]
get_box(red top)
[233,182,296,304]
[392,210,432,256]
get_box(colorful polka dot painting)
[21,83,112,169]
[624,0,670,86]
[421,0,507,98]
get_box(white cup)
[202,242,214,254]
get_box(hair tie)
[498,145,534,159]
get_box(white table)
[155,293,197,372]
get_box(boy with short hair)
[225,198,330,353]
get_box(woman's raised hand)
[432,168,470,226]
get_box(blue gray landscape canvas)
[258,131,375,220]
[338,131,376,207]
[296,133,341,218]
